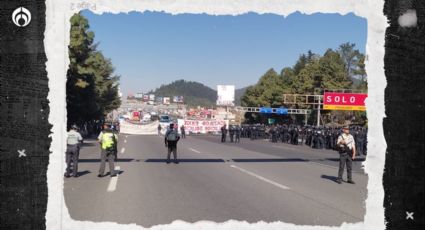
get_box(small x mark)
[18,149,26,157]
[406,211,414,220]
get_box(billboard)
[216,85,235,106]
[156,96,163,103]
[135,93,143,99]
[323,92,367,111]
[149,94,155,101]
[173,96,184,103]
[143,94,149,101]
[163,97,170,105]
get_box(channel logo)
[12,7,31,27]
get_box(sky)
[81,11,367,96]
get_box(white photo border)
[46,0,387,229]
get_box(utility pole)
[317,103,321,127]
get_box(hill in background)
[150,80,217,106]
[149,79,249,106]
[235,87,248,106]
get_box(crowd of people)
[220,124,367,156]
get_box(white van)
[142,113,151,122]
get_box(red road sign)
[323,92,367,111]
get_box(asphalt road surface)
[64,134,367,227]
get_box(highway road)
[64,134,367,227]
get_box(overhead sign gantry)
[234,106,310,115]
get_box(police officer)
[165,123,180,164]
[336,126,356,184]
[98,123,118,177]
[180,125,186,139]
[235,125,241,143]
[270,125,277,143]
[317,130,324,149]
[291,127,299,145]
[221,125,227,142]
[229,125,235,143]
[355,128,366,155]
[65,125,83,178]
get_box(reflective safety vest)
[101,132,116,150]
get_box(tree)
[292,49,351,94]
[241,46,367,125]
[353,54,367,91]
[241,69,285,107]
[338,42,361,78]
[292,50,317,76]
[67,13,121,128]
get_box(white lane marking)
[189,148,201,153]
[107,166,120,192]
[120,148,125,154]
[230,165,290,190]
[125,135,128,138]
[124,139,127,143]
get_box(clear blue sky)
[81,11,367,96]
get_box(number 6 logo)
[12,7,31,27]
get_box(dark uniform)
[236,126,241,143]
[221,125,227,142]
[180,125,186,138]
[165,124,180,163]
[229,125,235,142]
[355,128,367,155]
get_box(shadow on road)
[76,170,91,177]
[145,159,225,163]
[232,158,307,163]
[78,157,365,165]
[79,158,135,163]
[321,175,340,184]
[145,158,308,163]
[101,170,125,177]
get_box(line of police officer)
[221,124,367,155]
[221,125,241,143]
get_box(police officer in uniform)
[221,125,227,142]
[165,123,180,164]
[65,125,83,178]
[180,125,186,139]
[355,128,366,155]
[98,123,118,177]
[229,125,235,143]
[235,125,241,143]
[336,126,356,184]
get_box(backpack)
[166,129,178,141]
